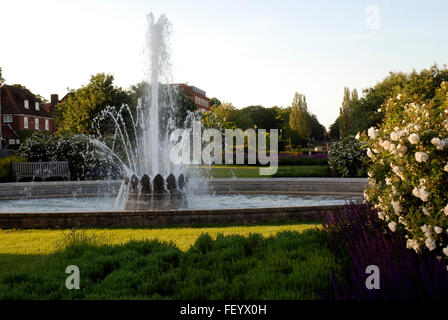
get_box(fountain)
[95,13,194,211]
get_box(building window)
[9,139,15,145]
[24,100,29,109]
[15,139,20,144]
[35,101,40,111]
[35,118,39,130]
[24,116,29,129]
[45,119,49,131]
[3,115,13,123]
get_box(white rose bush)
[359,82,448,257]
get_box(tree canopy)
[55,73,133,136]
[329,64,448,140]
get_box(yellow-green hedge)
[0,156,27,182]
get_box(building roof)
[0,84,53,118]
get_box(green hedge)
[0,156,27,182]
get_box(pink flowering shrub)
[359,82,448,257]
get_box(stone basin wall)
[0,178,367,200]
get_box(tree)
[335,64,448,138]
[55,73,132,136]
[339,87,352,137]
[210,97,222,108]
[289,92,310,143]
[171,86,198,128]
[329,117,341,140]
[307,113,326,142]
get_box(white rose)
[443,247,448,256]
[397,144,407,156]
[388,221,397,232]
[421,224,428,233]
[392,200,402,213]
[412,187,420,198]
[444,204,448,216]
[418,187,430,202]
[422,206,430,216]
[434,226,443,234]
[431,137,446,150]
[390,132,399,141]
[408,133,420,144]
[415,152,429,163]
[425,238,436,251]
[355,133,360,140]
[368,127,379,139]
[406,239,419,251]
[444,163,448,172]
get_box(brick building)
[0,84,58,149]
[172,83,211,112]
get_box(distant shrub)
[328,136,366,177]
[16,132,121,180]
[0,156,27,182]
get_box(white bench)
[12,161,71,182]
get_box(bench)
[11,161,71,182]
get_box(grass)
[0,227,341,300]
[0,222,319,278]
[195,165,330,178]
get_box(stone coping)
[0,178,367,200]
[0,204,345,229]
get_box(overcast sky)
[1,0,448,128]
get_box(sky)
[1,0,448,128]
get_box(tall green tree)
[210,97,222,108]
[339,87,352,137]
[55,73,132,136]
[289,92,310,143]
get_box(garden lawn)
[0,226,342,300]
[195,165,330,178]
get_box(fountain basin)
[0,178,366,229]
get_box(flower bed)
[322,204,448,299]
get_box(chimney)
[50,94,59,114]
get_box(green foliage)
[55,73,133,136]
[0,156,27,182]
[16,131,57,161]
[0,230,341,299]
[328,117,340,140]
[328,136,366,177]
[332,64,448,138]
[234,105,282,130]
[209,97,221,108]
[273,165,331,177]
[289,92,310,141]
[18,130,37,144]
